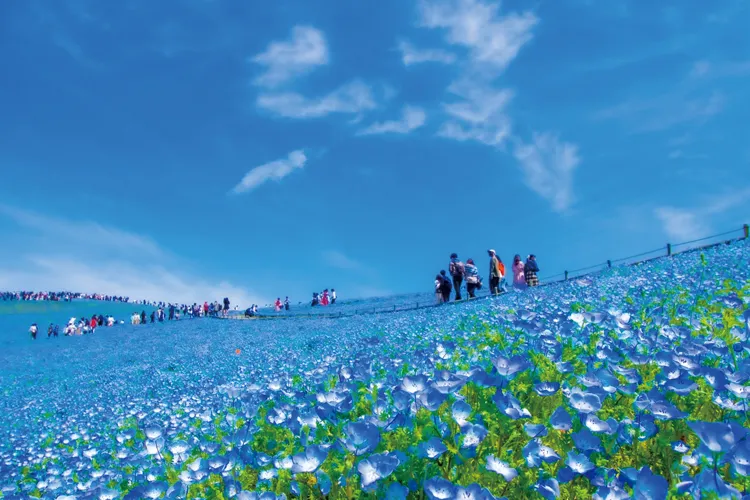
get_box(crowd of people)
[434,251,540,304]
[2,291,133,303]
[14,292,238,341]
[311,289,336,307]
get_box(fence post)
[667,243,672,256]
[744,224,749,239]
[607,260,612,268]
[564,271,568,281]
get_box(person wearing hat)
[488,249,503,295]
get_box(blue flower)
[534,382,560,396]
[486,454,518,481]
[633,467,668,500]
[417,437,448,460]
[424,477,457,500]
[291,445,327,473]
[357,452,400,490]
[550,407,572,431]
[342,421,381,455]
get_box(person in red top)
[203,302,209,316]
[321,290,330,306]
[275,298,282,312]
[90,317,98,331]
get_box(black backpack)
[440,276,452,292]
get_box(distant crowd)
[434,251,540,303]
[2,291,133,303]
[14,292,239,341]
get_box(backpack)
[440,276,452,292]
[451,260,465,277]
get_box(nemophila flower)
[459,423,488,449]
[534,381,560,396]
[572,427,602,453]
[550,407,573,431]
[581,413,615,434]
[385,482,409,500]
[562,451,595,477]
[689,421,746,454]
[492,355,530,378]
[729,440,750,476]
[523,439,560,467]
[424,477,457,500]
[358,452,400,490]
[418,437,448,459]
[418,387,447,411]
[342,421,380,455]
[486,454,518,481]
[493,390,531,420]
[455,483,502,500]
[290,445,327,473]
[663,376,698,394]
[534,477,560,500]
[567,388,602,413]
[433,370,467,394]
[401,375,428,394]
[631,467,668,500]
[452,400,472,426]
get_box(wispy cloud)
[322,250,363,271]
[655,187,750,241]
[357,106,426,136]
[417,0,538,73]
[251,26,328,87]
[0,204,163,258]
[513,133,581,213]
[397,40,456,66]
[257,81,376,119]
[595,90,725,132]
[231,150,307,194]
[654,207,709,242]
[437,81,513,146]
[689,59,750,80]
[0,206,261,305]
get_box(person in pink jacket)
[512,254,527,289]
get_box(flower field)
[1,241,749,499]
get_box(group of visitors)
[312,289,336,307]
[435,251,540,304]
[273,297,291,312]
[29,314,123,340]
[3,291,132,303]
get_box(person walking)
[488,249,502,295]
[449,253,465,301]
[331,289,337,304]
[434,274,445,304]
[439,270,452,303]
[464,259,482,298]
[284,297,290,311]
[513,255,527,289]
[525,254,540,287]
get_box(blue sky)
[1,0,749,305]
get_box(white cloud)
[251,26,328,87]
[595,91,725,132]
[322,250,362,271]
[655,187,750,241]
[654,207,708,241]
[357,106,426,136]
[231,150,307,194]
[513,133,581,213]
[257,81,376,119]
[417,0,538,72]
[0,206,262,306]
[397,40,456,66]
[438,81,513,146]
[689,59,750,79]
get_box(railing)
[223,224,749,321]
